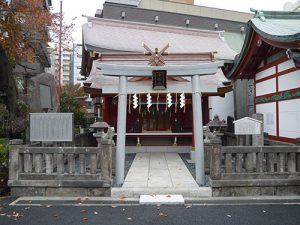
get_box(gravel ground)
[179,153,210,187]
[113,153,136,187]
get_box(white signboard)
[234,117,262,135]
[30,113,73,142]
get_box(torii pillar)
[115,76,128,185]
[192,74,205,184]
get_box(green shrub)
[0,104,9,138]
[0,139,9,168]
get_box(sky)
[51,0,294,44]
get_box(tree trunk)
[0,46,18,114]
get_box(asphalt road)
[0,197,300,225]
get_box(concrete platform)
[139,194,185,205]
[112,153,212,198]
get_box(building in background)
[61,50,72,85]
[46,47,72,86]
[101,0,251,52]
[70,43,83,85]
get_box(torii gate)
[97,47,224,186]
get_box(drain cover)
[139,194,184,205]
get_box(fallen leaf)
[185,204,192,209]
[82,218,88,222]
[80,210,87,214]
[12,212,23,219]
[111,205,117,208]
[119,196,127,203]
[78,197,89,203]
[227,215,232,218]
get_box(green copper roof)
[223,32,245,53]
[251,10,300,41]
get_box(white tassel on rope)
[180,92,186,113]
[175,92,178,114]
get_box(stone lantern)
[90,121,110,147]
[90,121,115,180]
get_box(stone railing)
[210,145,300,196]
[9,133,114,197]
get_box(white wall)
[255,78,276,96]
[278,70,300,91]
[256,66,276,80]
[209,91,234,121]
[278,59,295,72]
[279,99,300,139]
[256,102,277,136]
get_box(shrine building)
[226,10,300,144]
[81,16,237,184]
[81,17,235,145]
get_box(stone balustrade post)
[100,138,113,181]
[296,138,300,172]
[9,145,20,181]
[210,137,222,180]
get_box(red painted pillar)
[102,96,109,123]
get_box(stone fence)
[9,138,113,197]
[210,145,300,196]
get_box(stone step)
[111,187,212,198]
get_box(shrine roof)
[83,60,231,96]
[226,10,300,80]
[251,11,300,40]
[82,17,237,62]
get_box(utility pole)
[58,0,62,97]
